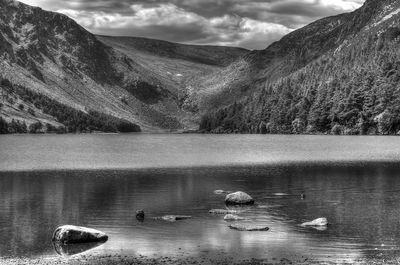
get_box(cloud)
[18,0,365,50]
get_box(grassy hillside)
[0,0,247,133]
[97,36,248,121]
[0,77,141,133]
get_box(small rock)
[52,225,108,244]
[301,217,328,227]
[228,224,269,231]
[209,209,238,214]
[214,190,226,194]
[223,214,245,221]
[136,210,145,221]
[225,191,254,205]
[154,215,192,222]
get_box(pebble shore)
[1,254,398,265]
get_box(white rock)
[301,217,328,227]
[225,191,254,205]
[224,214,245,221]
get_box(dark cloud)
[19,0,364,50]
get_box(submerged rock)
[228,224,269,231]
[52,225,108,244]
[225,191,255,205]
[209,209,238,214]
[301,217,328,227]
[223,214,245,221]
[154,215,192,222]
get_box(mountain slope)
[193,0,390,111]
[97,35,248,115]
[0,0,247,133]
[3,0,399,135]
[200,0,400,135]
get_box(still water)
[1,134,400,263]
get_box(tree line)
[200,26,400,135]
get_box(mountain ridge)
[0,0,247,133]
[2,0,400,135]
[200,0,400,135]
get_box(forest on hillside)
[200,26,400,135]
[0,78,141,134]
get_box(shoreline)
[0,254,396,265]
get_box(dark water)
[2,134,400,263]
[2,165,400,262]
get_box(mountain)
[0,0,247,133]
[199,0,400,135]
[2,0,400,135]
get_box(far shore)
[3,130,400,136]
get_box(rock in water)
[209,209,238,214]
[301,217,328,227]
[223,214,245,221]
[136,210,145,221]
[228,224,269,231]
[214,190,225,194]
[52,225,108,244]
[154,215,192,222]
[225,191,254,205]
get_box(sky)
[18,0,365,50]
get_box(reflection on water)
[53,241,106,257]
[1,164,400,262]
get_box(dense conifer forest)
[200,25,400,135]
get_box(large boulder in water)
[52,225,108,244]
[225,191,254,205]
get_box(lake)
[1,134,400,263]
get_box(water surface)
[1,134,400,171]
[1,134,400,263]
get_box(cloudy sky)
[19,0,365,50]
